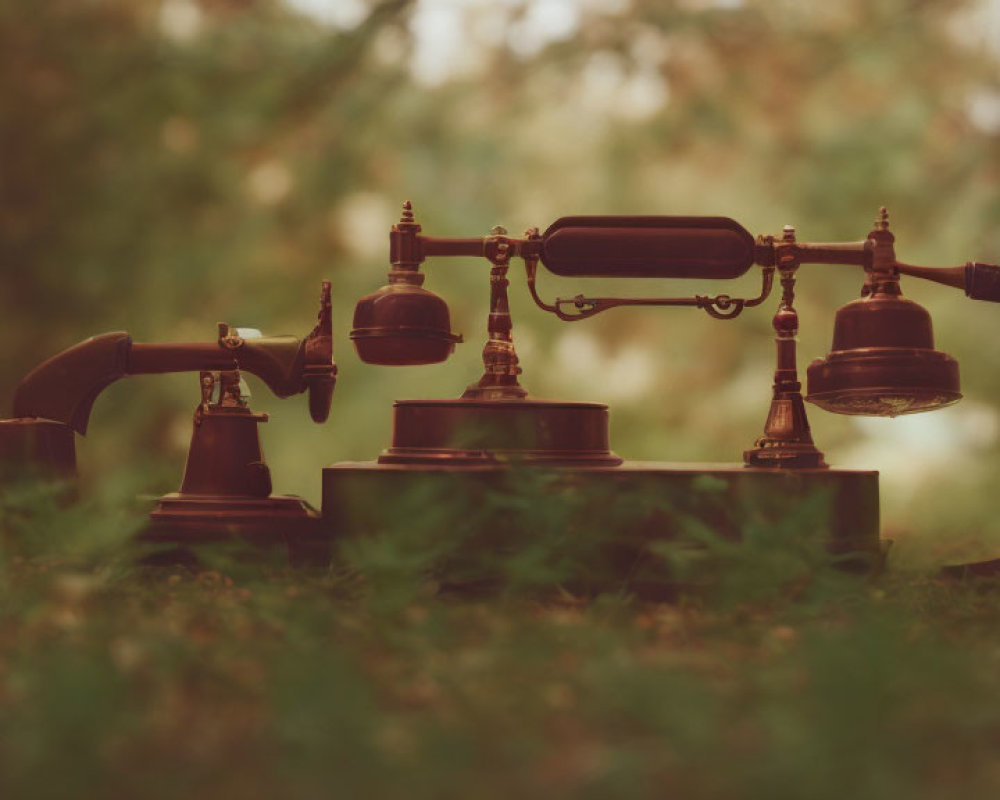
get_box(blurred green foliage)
[2,483,1000,798]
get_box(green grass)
[3,477,1000,799]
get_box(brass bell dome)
[351,274,462,366]
[806,289,961,417]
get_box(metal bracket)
[525,260,775,322]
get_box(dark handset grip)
[539,216,756,280]
[965,262,1000,302]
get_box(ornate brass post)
[744,225,827,468]
[462,225,528,400]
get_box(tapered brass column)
[462,226,528,400]
[744,226,827,469]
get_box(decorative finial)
[400,200,414,224]
[317,280,332,327]
[781,225,796,242]
[490,225,508,237]
[878,206,889,230]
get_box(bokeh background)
[3,0,999,564]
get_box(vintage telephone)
[4,200,1000,575]
[348,203,996,468]
[317,202,1000,575]
[0,282,336,530]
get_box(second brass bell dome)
[806,292,961,417]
